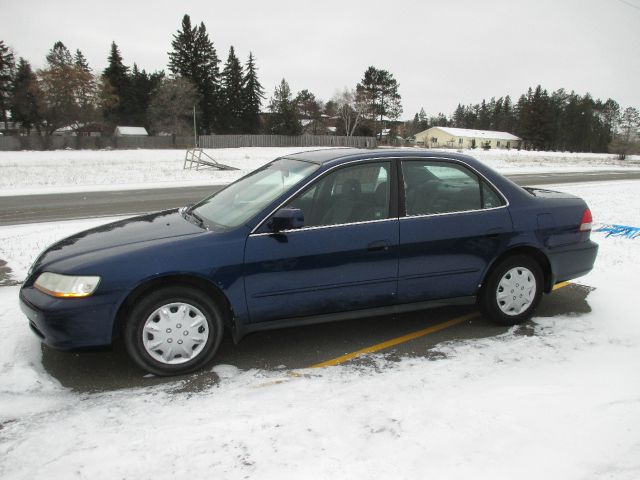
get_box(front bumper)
[19,286,117,350]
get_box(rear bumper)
[548,240,598,286]
[19,286,116,350]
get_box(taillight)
[579,209,592,232]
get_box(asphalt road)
[2,170,640,226]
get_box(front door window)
[286,162,391,228]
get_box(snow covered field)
[0,181,639,479]
[1,147,639,196]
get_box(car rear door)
[398,159,513,303]
[244,160,399,323]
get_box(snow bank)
[0,183,639,479]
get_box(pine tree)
[73,49,97,123]
[418,107,428,130]
[502,96,515,134]
[240,52,264,134]
[39,41,76,133]
[102,41,130,125]
[356,66,402,139]
[477,99,490,130]
[452,104,465,128]
[0,40,15,126]
[128,64,164,129]
[74,49,90,73]
[168,15,221,133]
[39,41,95,133]
[267,78,301,135]
[409,112,421,136]
[46,41,73,69]
[490,97,502,131]
[10,57,41,133]
[294,89,322,133]
[220,46,244,133]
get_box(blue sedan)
[20,149,598,375]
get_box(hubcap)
[496,267,536,316]
[142,302,209,365]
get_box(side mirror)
[268,208,304,232]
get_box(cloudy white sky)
[3,0,639,120]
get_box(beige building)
[415,126,521,149]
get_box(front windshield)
[193,158,319,230]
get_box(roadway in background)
[2,170,640,225]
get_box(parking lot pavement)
[37,283,593,393]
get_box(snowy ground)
[0,181,639,478]
[1,147,639,196]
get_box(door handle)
[367,240,390,252]
[485,227,505,239]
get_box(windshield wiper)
[190,211,205,227]
[180,204,206,228]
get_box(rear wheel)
[479,255,543,325]
[124,286,223,376]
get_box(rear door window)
[402,160,501,216]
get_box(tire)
[124,286,224,376]
[479,255,543,326]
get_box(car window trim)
[250,217,399,237]
[250,158,396,235]
[250,155,509,234]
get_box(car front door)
[398,159,513,304]
[244,160,399,323]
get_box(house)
[415,126,521,149]
[301,119,335,135]
[53,123,110,136]
[114,126,148,137]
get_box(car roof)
[282,148,478,166]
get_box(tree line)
[0,15,403,140]
[1,17,637,154]
[0,15,267,137]
[405,86,639,155]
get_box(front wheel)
[124,286,224,376]
[479,255,543,325]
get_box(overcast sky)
[3,0,639,120]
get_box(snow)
[0,147,330,196]
[0,180,639,478]
[1,147,640,197]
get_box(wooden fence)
[198,134,376,149]
[0,134,376,151]
[0,135,195,151]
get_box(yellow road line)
[553,281,572,291]
[309,311,479,369]
[308,282,573,369]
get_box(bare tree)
[610,106,640,159]
[148,77,199,136]
[333,87,368,136]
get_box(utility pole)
[193,106,197,148]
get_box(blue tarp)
[594,224,640,239]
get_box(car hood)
[32,209,205,271]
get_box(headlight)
[34,272,101,298]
